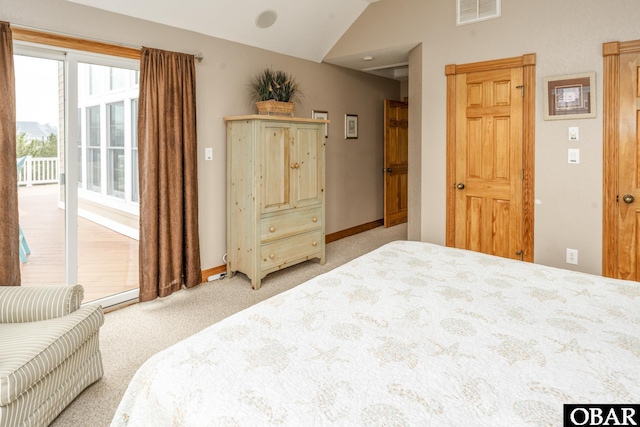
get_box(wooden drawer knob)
[312,217,317,222]
[269,226,275,232]
[312,241,318,247]
[269,253,276,259]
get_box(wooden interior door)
[603,40,640,280]
[446,54,536,261]
[383,99,408,227]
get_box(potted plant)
[250,68,302,117]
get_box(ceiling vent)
[457,0,501,25]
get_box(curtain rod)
[11,23,203,62]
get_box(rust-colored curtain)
[0,22,20,286]
[138,47,201,302]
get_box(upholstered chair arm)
[0,285,85,323]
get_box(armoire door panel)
[261,124,291,213]
[294,125,323,207]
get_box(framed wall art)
[543,72,596,120]
[345,114,358,139]
[312,110,328,138]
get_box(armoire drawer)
[260,207,321,243]
[260,230,323,271]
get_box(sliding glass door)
[16,44,140,307]
[14,48,66,285]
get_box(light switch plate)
[205,147,213,161]
[568,148,580,164]
[568,127,579,141]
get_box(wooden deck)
[18,184,139,302]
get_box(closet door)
[603,40,640,280]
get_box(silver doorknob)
[456,183,465,190]
[623,194,635,204]
[383,168,392,173]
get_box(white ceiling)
[66,0,410,81]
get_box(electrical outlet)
[566,248,578,265]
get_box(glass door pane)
[15,53,66,286]
[74,58,140,304]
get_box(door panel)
[492,199,511,258]
[383,99,408,227]
[294,124,323,208]
[453,66,523,259]
[261,123,291,213]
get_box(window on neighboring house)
[107,101,125,199]
[86,105,101,192]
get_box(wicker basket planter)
[255,100,295,117]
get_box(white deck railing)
[18,156,59,186]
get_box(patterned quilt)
[111,241,640,426]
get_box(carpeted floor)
[50,223,407,426]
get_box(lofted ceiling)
[66,0,410,81]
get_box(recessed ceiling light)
[362,56,374,61]
[256,10,278,29]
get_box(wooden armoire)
[225,115,328,289]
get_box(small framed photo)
[543,72,596,120]
[345,114,358,139]
[312,110,328,138]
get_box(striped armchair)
[0,285,104,427]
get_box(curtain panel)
[138,47,202,302]
[0,22,20,286]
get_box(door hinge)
[521,169,524,180]
[516,85,524,96]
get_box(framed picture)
[312,110,328,138]
[543,72,596,120]
[345,114,358,139]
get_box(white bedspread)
[112,241,640,426]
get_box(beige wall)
[327,0,640,275]
[1,0,400,272]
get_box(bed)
[111,241,640,426]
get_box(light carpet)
[50,223,407,426]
